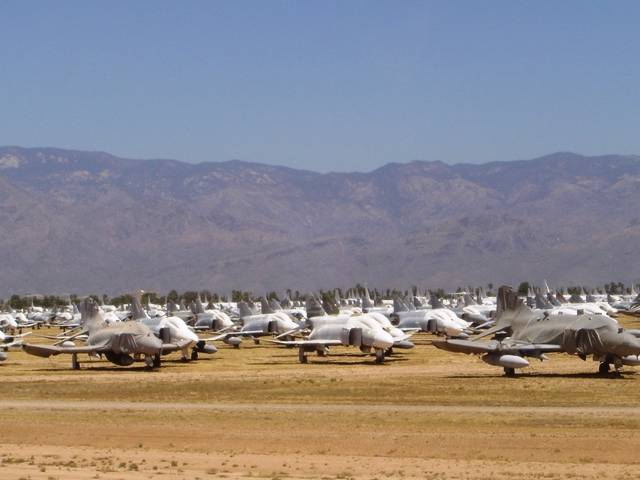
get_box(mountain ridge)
[0,146,639,296]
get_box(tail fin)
[630,291,640,309]
[547,292,560,307]
[194,295,205,314]
[413,295,424,308]
[269,299,283,311]
[463,294,476,307]
[535,292,551,309]
[394,297,408,313]
[496,286,523,317]
[130,292,149,320]
[79,298,103,331]
[281,293,292,308]
[260,297,274,314]
[490,285,535,336]
[238,301,254,318]
[305,295,327,318]
[167,301,177,314]
[361,292,374,309]
[568,291,584,303]
[404,295,416,311]
[429,294,445,309]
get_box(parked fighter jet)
[213,299,300,346]
[0,330,30,361]
[191,296,235,331]
[390,296,469,337]
[433,286,640,376]
[273,296,394,364]
[22,299,190,369]
[130,294,217,360]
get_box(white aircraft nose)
[445,326,464,337]
[373,331,394,349]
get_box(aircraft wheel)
[375,349,385,364]
[191,349,199,361]
[253,338,261,345]
[386,347,394,356]
[598,362,610,374]
[298,347,308,364]
[71,353,80,370]
[504,367,515,377]
[144,355,154,369]
[153,354,161,368]
[316,348,325,357]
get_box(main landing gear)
[71,353,80,370]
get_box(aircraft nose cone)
[374,331,394,349]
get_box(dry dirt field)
[2,315,640,480]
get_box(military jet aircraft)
[434,286,640,376]
[130,294,218,360]
[273,296,394,364]
[22,299,190,369]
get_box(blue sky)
[1,1,639,172]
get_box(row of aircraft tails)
[1,284,640,375]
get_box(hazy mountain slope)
[0,146,639,295]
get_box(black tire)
[71,354,80,370]
[253,338,260,345]
[153,354,161,368]
[504,367,516,377]
[191,349,199,361]
[375,349,385,364]
[598,362,610,374]
[298,347,308,364]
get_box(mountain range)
[0,146,639,296]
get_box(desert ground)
[2,315,640,479]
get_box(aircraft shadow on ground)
[247,354,410,366]
[29,357,217,372]
[445,371,637,380]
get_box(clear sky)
[1,1,639,172]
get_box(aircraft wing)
[433,338,563,356]
[274,327,302,340]
[0,340,24,350]
[398,328,421,336]
[160,340,193,354]
[211,330,265,340]
[269,339,344,347]
[22,343,105,358]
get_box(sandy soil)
[2,317,640,479]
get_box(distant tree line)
[1,280,637,310]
